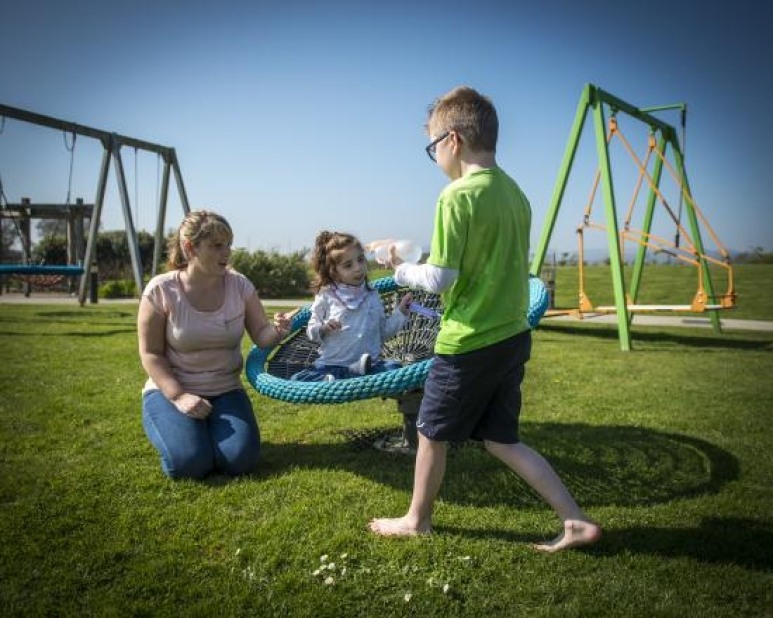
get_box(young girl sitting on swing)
[291,230,412,382]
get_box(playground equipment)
[245,275,550,405]
[0,263,86,294]
[0,196,90,296]
[0,103,190,304]
[531,84,735,351]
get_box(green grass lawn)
[1,286,772,615]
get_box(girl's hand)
[171,393,212,420]
[322,318,343,335]
[397,292,413,315]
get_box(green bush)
[98,279,137,298]
[230,248,310,298]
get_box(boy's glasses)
[425,131,450,162]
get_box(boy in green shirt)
[369,86,601,552]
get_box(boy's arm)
[394,263,458,294]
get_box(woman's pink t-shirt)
[142,269,256,397]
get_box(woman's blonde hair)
[166,210,233,270]
[310,230,366,293]
[426,86,499,152]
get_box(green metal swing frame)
[530,83,733,351]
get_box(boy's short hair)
[426,86,498,152]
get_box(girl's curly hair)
[310,230,368,292]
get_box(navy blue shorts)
[417,330,531,444]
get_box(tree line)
[1,223,311,298]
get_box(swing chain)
[674,106,688,248]
[64,129,77,206]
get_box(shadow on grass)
[438,517,773,572]
[0,309,137,337]
[0,328,136,337]
[594,517,773,571]
[538,323,772,350]
[255,422,738,510]
[34,309,136,319]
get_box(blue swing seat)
[0,265,85,276]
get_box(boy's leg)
[484,440,601,551]
[369,433,446,536]
[370,340,525,537]
[142,389,214,479]
[208,389,261,476]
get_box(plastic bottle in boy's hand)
[372,239,422,265]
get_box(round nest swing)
[245,275,550,404]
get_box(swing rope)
[575,115,735,313]
[63,129,76,207]
[0,124,84,283]
[674,106,687,248]
[0,129,31,259]
[134,147,139,229]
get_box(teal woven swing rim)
[245,275,550,404]
[245,277,429,404]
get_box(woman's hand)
[171,393,212,420]
[273,311,292,342]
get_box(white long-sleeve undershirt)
[394,262,458,294]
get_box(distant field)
[373,263,773,321]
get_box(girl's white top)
[307,283,407,366]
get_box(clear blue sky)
[1,0,771,259]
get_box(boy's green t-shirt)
[427,166,531,354]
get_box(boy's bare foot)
[368,517,432,537]
[533,519,601,553]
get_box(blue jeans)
[142,388,261,479]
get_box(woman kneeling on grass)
[137,210,291,479]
